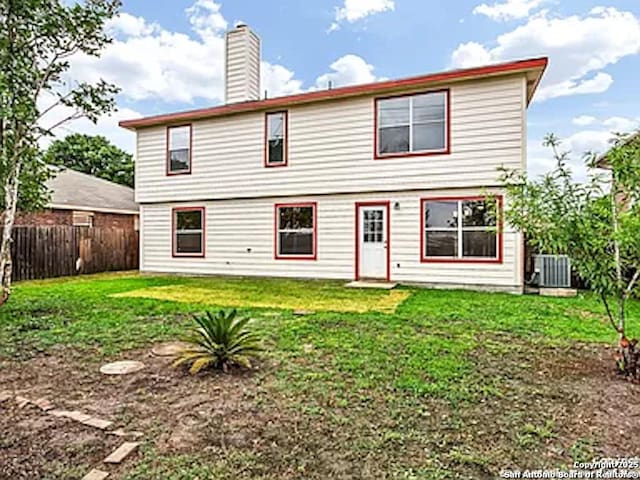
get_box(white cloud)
[261,63,304,98]
[69,1,300,105]
[565,129,615,157]
[315,54,379,88]
[602,116,640,133]
[473,0,547,22]
[572,115,596,126]
[37,91,142,153]
[185,0,228,39]
[450,41,492,69]
[539,72,614,99]
[527,131,610,182]
[527,116,640,181]
[56,1,388,154]
[450,7,640,101]
[105,12,159,37]
[330,0,394,31]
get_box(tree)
[44,134,134,187]
[499,133,640,378]
[0,0,121,305]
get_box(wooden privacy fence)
[8,226,139,282]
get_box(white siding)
[135,75,527,204]
[140,188,523,292]
[224,25,260,104]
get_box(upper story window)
[167,125,192,175]
[275,203,316,259]
[265,111,287,167]
[421,196,501,263]
[173,207,204,257]
[376,90,448,158]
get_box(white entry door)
[358,205,388,279]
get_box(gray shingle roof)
[47,167,138,214]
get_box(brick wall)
[14,209,73,226]
[93,212,137,230]
[14,209,138,231]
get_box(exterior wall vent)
[224,24,261,104]
[533,254,571,288]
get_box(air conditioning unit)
[533,254,571,288]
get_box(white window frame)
[72,210,94,227]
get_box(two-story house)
[120,24,548,293]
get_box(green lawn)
[1,273,638,479]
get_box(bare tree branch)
[35,90,74,123]
[625,269,640,299]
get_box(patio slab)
[345,281,397,290]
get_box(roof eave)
[595,130,640,169]
[120,56,549,130]
[48,203,139,215]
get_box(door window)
[363,210,384,243]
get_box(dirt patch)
[461,340,640,472]
[0,347,273,478]
[0,404,121,479]
[1,341,640,479]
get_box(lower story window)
[173,207,204,256]
[275,203,316,259]
[422,197,500,262]
[72,210,94,227]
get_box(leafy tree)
[500,133,640,378]
[45,134,134,187]
[0,0,121,305]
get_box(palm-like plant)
[174,309,262,374]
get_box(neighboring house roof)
[47,167,139,215]
[120,57,548,130]
[596,130,640,169]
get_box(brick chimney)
[224,24,261,104]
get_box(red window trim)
[419,195,503,264]
[274,202,317,260]
[264,111,288,168]
[354,201,391,282]
[166,124,193,176]
[374,88,451,160]
[172,206,205,258]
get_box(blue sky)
[58,0,640,179]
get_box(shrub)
[174,309,262,374]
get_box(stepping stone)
[49,409,97,424]
[104,441,140,464]
[82,417,113,430]
[100,361,146,375]
[33,397,54,411]
[151,342,189,357]
[109,428,144,439]
[82,469,109,480]
[59,410,93,423]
